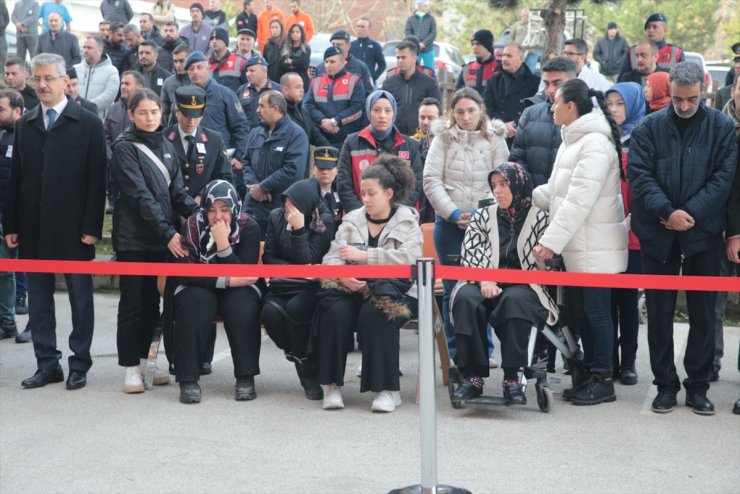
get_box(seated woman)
[169,180,264,404]
[450,163,558,403]
[260,177,335,401]
[313,155,421,413]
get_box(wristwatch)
[331,118,339,128]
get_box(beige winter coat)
[532,108,628,273]
[322,205,422,297]
[423,120,509,220]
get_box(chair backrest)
[420,223,440,264]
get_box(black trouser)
[316,292,414,392]
[261,291,318,361]
[642,240,720,395]
[452,283,536,378]
[116,251,166,367]
[174,285,262,383]
[28,272,94,372]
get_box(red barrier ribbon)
[0,259,737,292]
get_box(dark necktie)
[46,109,57,132]
[185,134,196,164]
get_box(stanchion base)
[389,485,472,494]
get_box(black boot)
[620,342,638,385]
[572,373,616,406]
[235,376,256,401]
[179,381,201,404]
[295,361,323,400]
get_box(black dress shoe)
[651,390,677,414]
[22,367,64,389]
[66,370,87,390]
[685,392,715,416]
[179,382,201,404]
[200,362,212,375]
[452,382,482,401]
[709,369,719,382]
[733,398,740,415]
[503,380,527,405]
[235,376,256,401]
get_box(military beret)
[644,13,668,30]
[184,51,207,70]
[324,45,343,60]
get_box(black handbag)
[268,278,320,296]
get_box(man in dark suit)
[36,12,80,68]
[64,67,98,116]
[3,53,106,391]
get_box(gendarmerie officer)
[312,146,343,227]
[165,85,233,202]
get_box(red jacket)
[620,149,640,251]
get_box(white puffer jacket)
[423,120,509,220]
[532,108,628,273]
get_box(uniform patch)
[235,102,243,113]
[398,151,410,159]
[359,159,370,170]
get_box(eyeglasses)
[32,75,63,84]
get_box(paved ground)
[1,292,738,494]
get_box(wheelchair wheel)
[638,290,647,324]
[536,383,553,413]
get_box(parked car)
[706,61,733,90]
[308,32,335,77]
[376,40,464,86]
[684,51,713,94]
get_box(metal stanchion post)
[390,259,471,494]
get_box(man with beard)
[618,40,667,87]
[136,40,171,96]
[629,62,736,416]
[281,71,330,169]
[158,21,189,73]
[103,22,130,75]
[456,29,500,95]
[140,13,163,46]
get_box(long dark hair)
[361,154,416,207]
[282,23,308,56]
[558,78,624,179]
[269,19,286,46]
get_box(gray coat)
[404,13,436,52]
[100,0,132,25]
[593,33,629,76]
[37,30,81,68]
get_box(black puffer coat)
[508,101,561,187]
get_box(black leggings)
[174,285,262,383]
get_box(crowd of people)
[0,2,738,416]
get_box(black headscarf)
[488,162,533,224]
[281,177,327,233]
[182,180,243,263]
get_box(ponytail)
[593,91,625,180]
[559,79,624,180]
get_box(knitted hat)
[472,29,494,54]
[210,27,229,46]
[607,21,617,30]
[190,3,205,15]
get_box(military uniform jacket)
[164,124,233,198]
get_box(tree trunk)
[543,0,567,55]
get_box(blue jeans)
[0,237,16,320]
[433,216,494,359]
[417,50,434,70]
[15,271,27,299]
[569,286,614,373]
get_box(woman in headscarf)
[644,71,670,114]
[450,163,558,402]
[260,177,335,401]
[313,155,421,413]
[337,90,423,214]
[169,179,264,404]
[605,82,646,386]
[423,86,509,364]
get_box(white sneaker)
[140,359,170,385]
[489,357,499,369]
[123,366,145,394]
[371,390,402,413]
[322,384,344,410]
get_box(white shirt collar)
[41,97,69,125]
